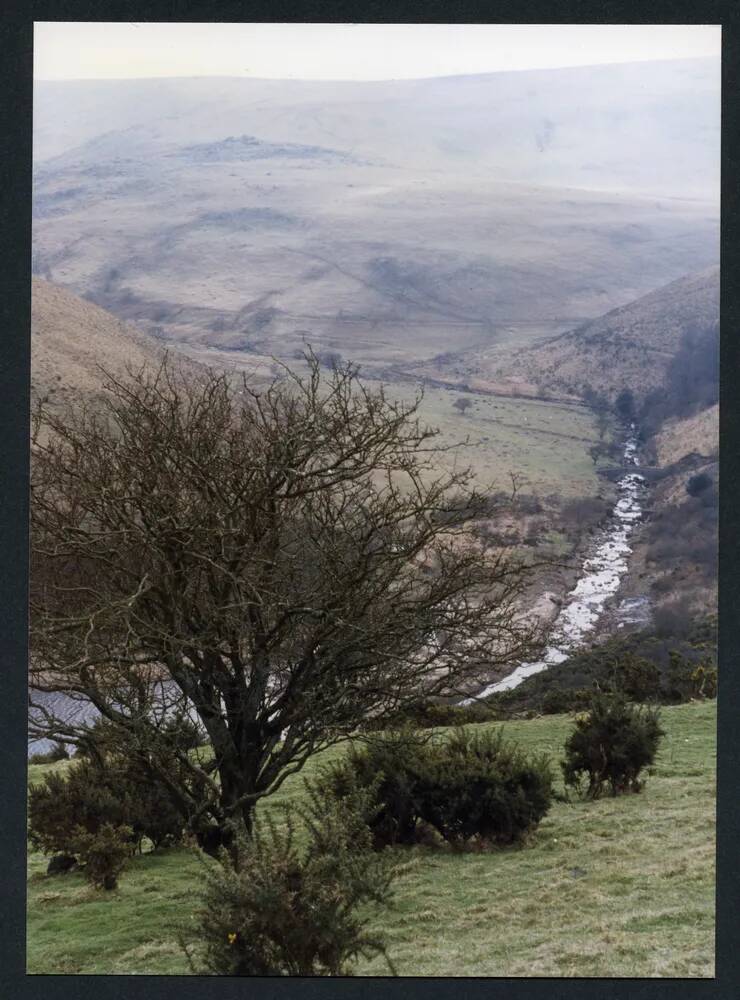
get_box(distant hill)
[34,59,719,198]
[32,61,719,369]
[31,278,172,404]
[484,267,719,403]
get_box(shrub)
[28,754,185,858]
[562,694,664,798]
[160,711,207,750]
[559,496,609,535]
[324,727,553,849]
[28,741,69,765]
[690,662,718,699]
[453,396,473,415]
[540,688,593,715]
[613,653,661,702]
[74,822,133,890]
[665,649,697,702]
[320,729,430,847]
[193,784,397,976]
[686,472,713,497]
[615,389,635,423]
[481,617,717,715]
[364,699,497,731]
[28,762,129,856]
[417,728,553,847]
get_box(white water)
[463,428,646,700]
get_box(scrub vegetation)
[27,700,715,977]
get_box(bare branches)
[30,352,542,836]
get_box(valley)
[24,27,722,984]
[31,57,720,683]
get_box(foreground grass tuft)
[27,700,715,977]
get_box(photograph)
[26,20,720,977]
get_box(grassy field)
[27,700,716,977]
[382,381,606,499]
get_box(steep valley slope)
[420,267,719,405]
[31,277,171,406]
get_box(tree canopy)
[30,354,540,847]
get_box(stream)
[463,427,647,700]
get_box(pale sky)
[34,22,721,82]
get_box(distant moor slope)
[469,267,720,402]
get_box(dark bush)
[325,727,553,849]
[74,822,133,890]
[482,616,717,716]
[28,763,129,856]
[686,472,713,497]
[365,699,498,731]
[193,784,397,976]
[28,742,69,765]
[559,496,610,536]
[28,754,185,858]
[614,653,661,702]
[321,729,430,847]
[640,321,718,437]
[665,650,717,702]
[541,688,593,715]
[652,600,694,640]
[615,389,635,423]
[46,853,77,875]
[160,710,207,751]
[562,694,664,798]
[690,662,718,699]
[417,728,553,847]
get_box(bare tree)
[453,396,473,415]
[30,354,540,850]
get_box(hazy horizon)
[35,54,719,87]
[34,22,721,82]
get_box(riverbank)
[467,428,647,700]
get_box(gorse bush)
[419,728,553,847]
[323,727,553,849]
[193,782,398,976]
[612,653,662,703]
[321,729,431,848]
[690,662,717,699]
[364,699,498,731]
[29,763,129,857]
[540,688,593,715]
[28,753,185,861]
[482,618,718,717]
[562,694,664,799]
[74,823,133,891]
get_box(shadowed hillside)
[460,267,719,402]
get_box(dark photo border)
[1,3,737,999]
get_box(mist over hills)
[34,59,719,197]
[32,59,719,372]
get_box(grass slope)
[389,382,605,497]
[27,700,716,977]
